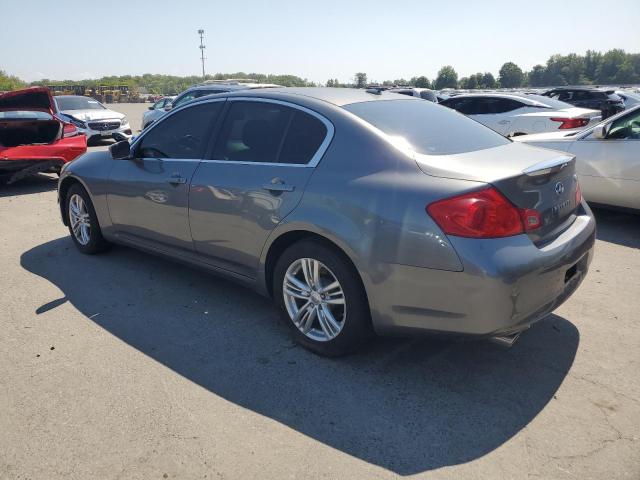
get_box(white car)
[514,105,640,211]
[54,95,131,145]
[440,93,601,136]
[141,96,176,130]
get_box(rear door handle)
[262,178,295,193]
[498,120,511,125]
[167,173,187,185]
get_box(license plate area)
[100,131,113,136]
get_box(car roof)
[216,87,419,106]
[545,86,612,92]
[186,83,280,92]
[441,92,546,105]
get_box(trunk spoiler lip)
[0,87,55,115]
[522,154,575,176]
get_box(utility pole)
[198,29,206,80]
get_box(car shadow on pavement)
[0,173,58,197]
[593,208,640,249]
[21,238,579,476]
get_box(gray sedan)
[57,88,595,356]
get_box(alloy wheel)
[68,193,91,246]
[283,258,346,342]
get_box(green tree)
[434,66,458,89]
[527,65,546,87]
[0,69,26,91]
[411,76,431,88]
[481,72,497,89]
[354,72,368,88]
[596,49,629,84]
[498,62,524,88]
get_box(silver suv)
[141,80,280,129]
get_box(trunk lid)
[0,88,62,148]
[0,87,55,114]
[416,142,580,245]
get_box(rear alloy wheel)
[283,258,346,342]
[274,240,372,356]
[65,183,111,254]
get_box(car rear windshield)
[55,97,105,111]
[344,100,509,155]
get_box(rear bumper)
[0,136,86,183]
[369,202,596,336]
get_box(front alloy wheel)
[68,193,91,245]
[65,183,110,254]
[283,258,346,342]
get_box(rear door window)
[212,101,328,165]
[475,97,523,114]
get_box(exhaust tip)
[489,332,522,348]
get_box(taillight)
[63,123,78,138]
[427,187,541,239]
[550,117,590,130]
[575,181,582,205]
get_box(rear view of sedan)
[440,93,600,136]
[58,88,595,356]
[0,87,86,184]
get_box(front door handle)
[167,173,187,185]
[262,178,295,193]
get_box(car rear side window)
[345,99,510,155]
[135,102,223,159]
[279,111,328,164]
[212,101,328,165]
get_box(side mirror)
[164,103,173,111]
[148,106,154,110]
[109,140,131,160]
[592,125,609,139]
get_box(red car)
[0,87,87,184]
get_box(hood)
[59,108,124,121]
[0,87,55,113]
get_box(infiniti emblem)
[555,181,565,195]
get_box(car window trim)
[203,97,335,168]
[130,98,227,160]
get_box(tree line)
[349,49,639,90]
[1,49,638,94]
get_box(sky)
[1,0,639,84]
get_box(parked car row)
[439,93,601,136]
[141,80,281,129]
[58,87,597,356]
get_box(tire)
[65,183,111,254]
[273,240,373,356]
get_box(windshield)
[344,100,510,155]
[55,96,105,111]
